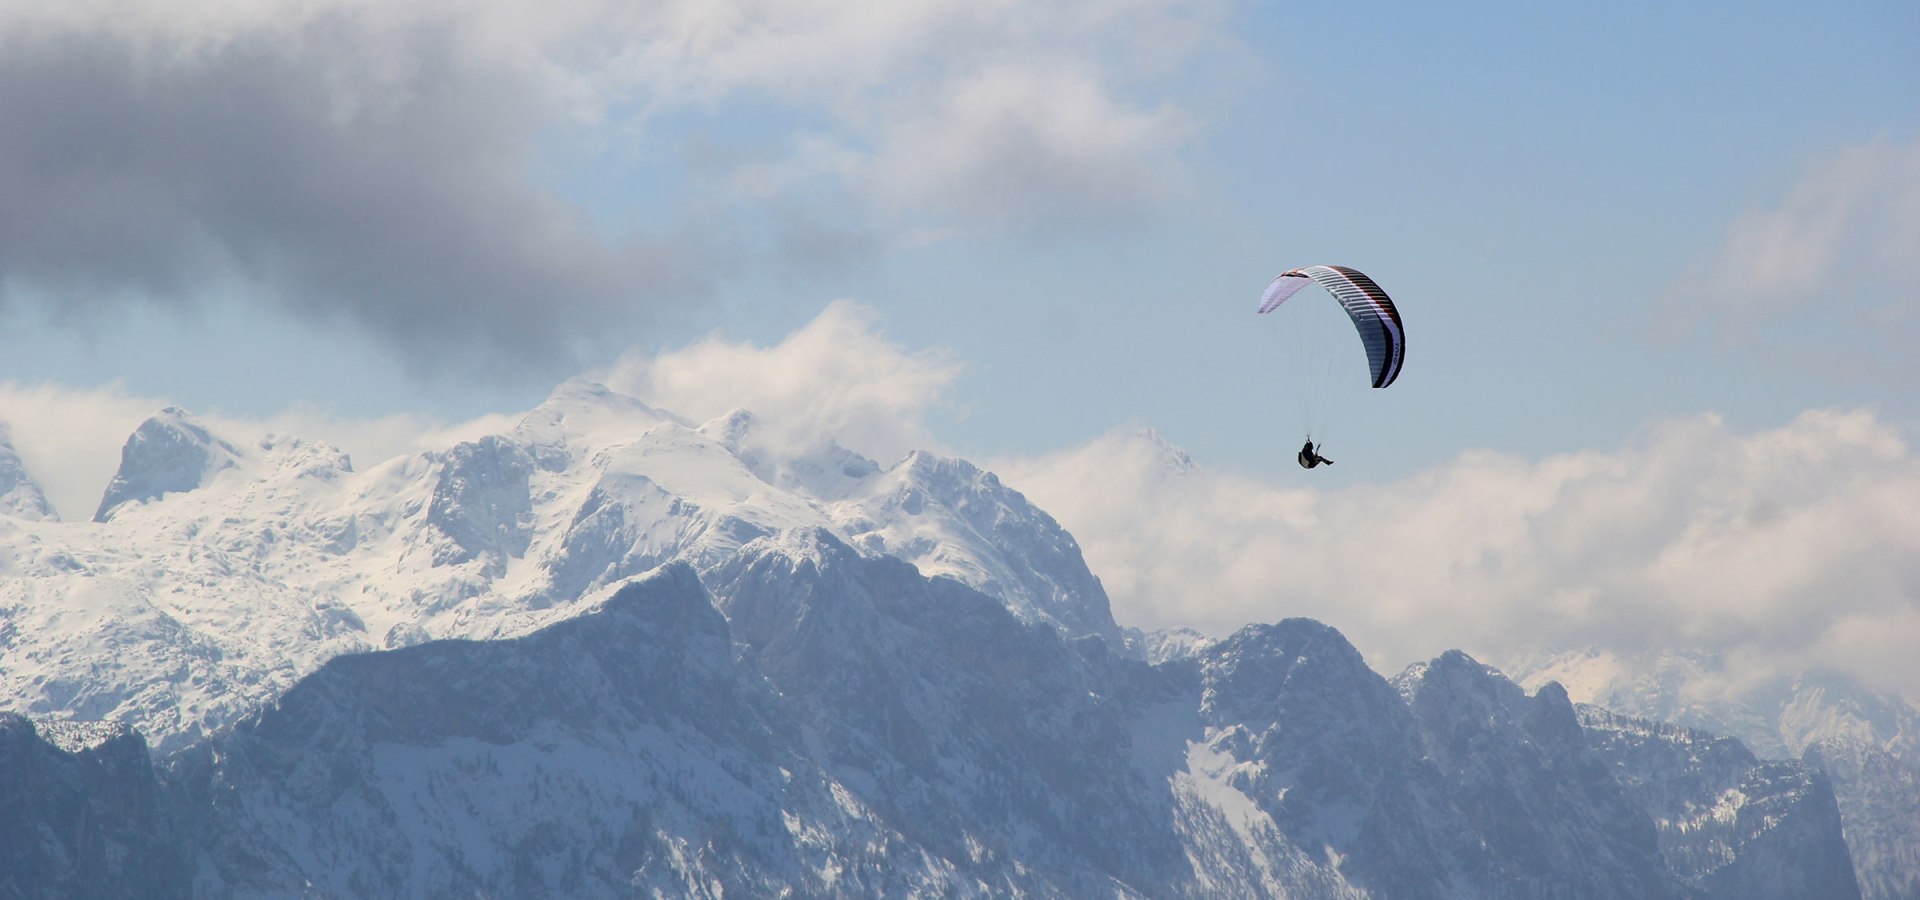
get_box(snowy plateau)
[0,379,1904,898]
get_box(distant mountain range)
[1516,648,1920,900]
[1,380,1908,897]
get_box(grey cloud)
[0,16,698,370]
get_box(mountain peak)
[513,379,678,469]
[1133,427,1196,474]
[92,407,242,522]
[1392,649,1521,709]
[0,421,58,522]
[696,408,757,452]
[843,447,1120,644]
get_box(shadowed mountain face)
[0,717,187,899]
[1578,706,1861,899]
[4,545,1861,898]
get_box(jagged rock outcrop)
[1579,705,1861,899]
[425,435,535,574]
[1395,652,1682,899]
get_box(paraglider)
[1257,265,1405,468]
[1298,439,1333,468]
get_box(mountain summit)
[93,407,243,522]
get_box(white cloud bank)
[996,410,1920,699]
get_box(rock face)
[1809,737,1920,900]
[425,435,535,573]
[0,423,57,521]
[92,408,241,522]
[0,716,187,899]
[711,531,1184,895]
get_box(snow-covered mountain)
[1517,648,1920,900]
[0,379,1118,753]
[0,383,1891,896]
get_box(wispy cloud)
[866,62,1193,232]
[1671,137,1920,334]
[996,411,1920,698]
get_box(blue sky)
[4,0,1913,477]
[2,0,1917,691]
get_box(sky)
[2,0,1917,697]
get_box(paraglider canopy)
[1258,265,1405,389]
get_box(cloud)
[1673,137,1920,329]
[995,410,1920,699]
[595,300,958,464]
[0,379,513,521]
[0,0,1232,368]
[0,11,697,370]
[866,63,1193,231]
[585,0,1229,114]
[0,382,158,522]
[665,0,1228,242]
